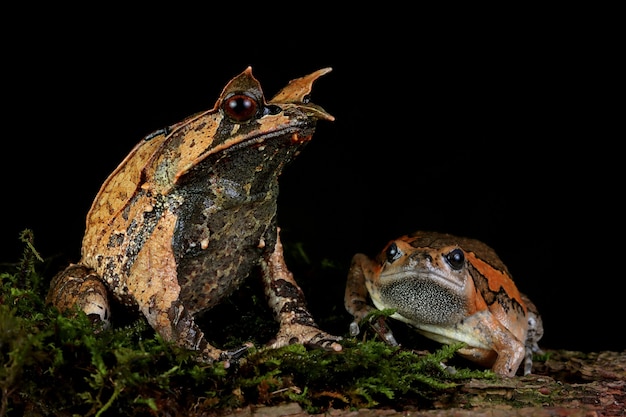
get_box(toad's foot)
[350,316,398,346]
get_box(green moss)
[0,230,494,416]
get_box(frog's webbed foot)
[268,324,342,352]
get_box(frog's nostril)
[265,104,282,115]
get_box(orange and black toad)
[345,231,543,377]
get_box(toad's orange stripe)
[466,251,526,313]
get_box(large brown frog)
[47,67,342,366]
[345,231,543,377]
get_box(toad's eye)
[386,242,402,263]
[223,94,258,122]
[445,248,465,270]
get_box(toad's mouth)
[380,270,465,292]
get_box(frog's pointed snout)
[302,103,335,122]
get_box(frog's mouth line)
[205,122,316,157]
[221,125,315,154]
[175,125,315,182]
[380,271,464,292]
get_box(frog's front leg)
[127,213,250,367]
[454,311,526,377]
[46,264,111,329]
[260,228,342,352]
[344,254,398,345]
[163,300,250,365]
[521,293,544,375]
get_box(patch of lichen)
[0,230,494,416]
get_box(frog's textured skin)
[47,67,342,365]
[344,231,543,377]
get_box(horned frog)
[47,67,343,366]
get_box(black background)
[1,8,620,353]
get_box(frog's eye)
[222,93,259,122]
[385,242,402,263]
[445,248,465,270]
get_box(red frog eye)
[222,93,259,122]
[445,248,465,270]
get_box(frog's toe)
[218,342,254,367]
[269,325,343,352]
[349,321,361,337]
[195,342,252,368]
[304,332,343,352]
[370,317,398,346]
[440,362,458,374]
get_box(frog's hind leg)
[46,264,111,329]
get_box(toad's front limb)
[344,253,398,345]
[413,310,526,377]
[261,228,343,352]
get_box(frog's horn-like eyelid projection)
[138,67,335,188]
[213,66,335,121]
[270,67,332,102]
[216,66,264,107]
[269,67,335,122]
[145,68,263,139]
[156,66,335,143]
